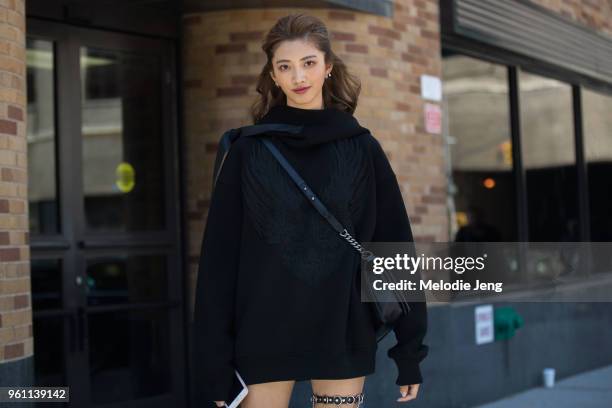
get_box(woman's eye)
[278,61,315,71]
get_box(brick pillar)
[0,0,33,386]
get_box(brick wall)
[0,0,31,364]
[182,0,446,312]
[529,0,612,35]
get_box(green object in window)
[494,306,524,341]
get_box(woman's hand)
[213,400,225,407]
[396,384,420,402]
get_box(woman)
[194,13,429,408]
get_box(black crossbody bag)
[212,124,412,343]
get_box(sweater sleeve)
[193,141,243,404]
[369,135,429,386]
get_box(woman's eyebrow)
[275,55,317,64]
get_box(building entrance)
[27,19,185,408]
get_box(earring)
[275,82,279,87]
[326,72,331,78]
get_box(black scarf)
[256,104,371,148]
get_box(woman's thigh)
[311,376,366,405]
[240,379,296,408]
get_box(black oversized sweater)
[193,104,429,404]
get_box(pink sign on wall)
[424,102,441,134]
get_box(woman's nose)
[293,69,305,83]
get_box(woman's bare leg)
[310,376,366,407]
[240,379,296,408]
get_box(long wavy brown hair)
[250,13,362,124]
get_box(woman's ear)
[269,70,276,83]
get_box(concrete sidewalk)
[475,365,612,408]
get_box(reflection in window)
[31,259,63,311]
[33,316,66,388]
[80,47,165,232]
[442,52,517,242]
[86,255,168,306]
[31,259,66,389]
[88,308,171,402]
[582,88,612,242]
[519,71,577,242]
[27,39,59,235]
[582,88,612,274]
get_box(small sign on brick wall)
[424,102,441,134]
[420,74,441,101]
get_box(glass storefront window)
[582,88,612,242]
[27,39,59,235]
[31,258,63,311]
[582,88,612,274]
[442,53,517,242]
[80,47,166,232]
[85,255,168,306]
[88,308,171,402]
[519,71,578,242]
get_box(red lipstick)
[292,86,311,94]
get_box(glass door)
[27,19,184,408]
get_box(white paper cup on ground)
[543,368,556,388]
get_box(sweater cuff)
[392,358,423,386]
